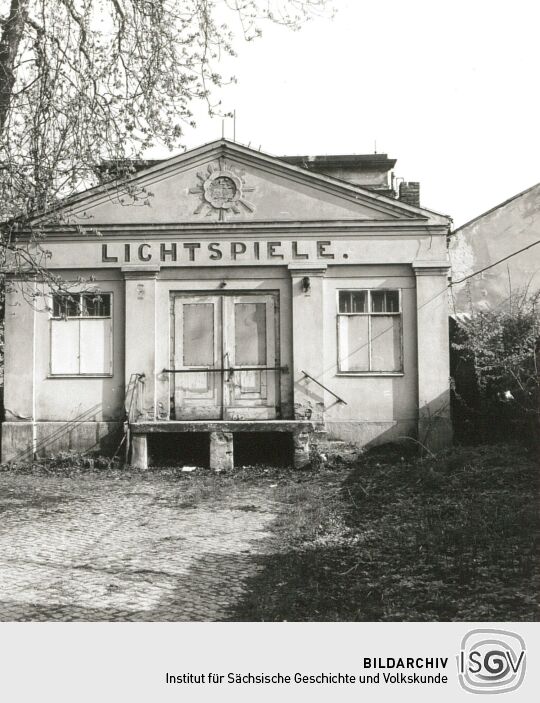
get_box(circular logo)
[203,171,243,210]
[190,162,255,219]
[458,629,526,694]
[208,176,237,205]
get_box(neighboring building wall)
[278,154,396,194]
[450,183,540,312]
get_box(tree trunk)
[0,0,30,137]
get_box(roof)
[279,153,396,170]
[98,151,397,178]
[19,138,450,227]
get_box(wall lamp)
[301,276,311,294]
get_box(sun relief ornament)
[190,159,255,220]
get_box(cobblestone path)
[0,473,278,621]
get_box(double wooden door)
[172,293,279,420]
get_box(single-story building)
[2,139,452,468]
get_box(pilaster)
[1,278,37,461]
[289,264,327,424]
[413,260,452,451]
[123,265,159,421]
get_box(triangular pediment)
[35,140,449,228]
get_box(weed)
[231,443,539,621]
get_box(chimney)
[399,181,420,208]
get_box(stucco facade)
[2,140,452,466]
[449,182,540,313]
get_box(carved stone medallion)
[190,159,255,220]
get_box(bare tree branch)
[0,0,332,294]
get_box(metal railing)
[162,365,288,382]
[301,370,347,405]
[125,372,146,425]
[162,365,288,374]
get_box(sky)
[165,0,540,228]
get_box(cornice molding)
[121,264,160,279]
[412,260,451,276]
[288,263,328,276]
[15,220,450,241]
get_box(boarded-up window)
[337,315,369,372]
[337,289,402,373]
[50,293,112,375]
[50,320,80,375]
[371,316,402,371]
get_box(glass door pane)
[234,302,267,365]
[183,303,214,366]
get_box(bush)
[451,291,540,444]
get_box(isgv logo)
[457,629,526,694]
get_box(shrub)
[452,291,540,443]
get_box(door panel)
[173,296,222,419]
[173,293,278,420]
[223,295,277,420]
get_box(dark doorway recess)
[148,433,210,468]
[233,432,294,467]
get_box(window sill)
[336,372,404,377]
[47,374,113,379]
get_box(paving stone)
[0,474,279,621]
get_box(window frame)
[336,288,404,376]
[49,291,114,378]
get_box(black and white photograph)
[0,0,538,700]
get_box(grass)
[230,442,539,621]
